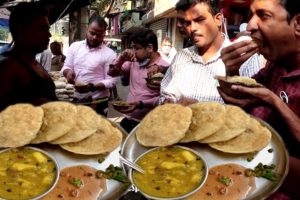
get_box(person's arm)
[108,49,135,77]
[159,66,178,104]
[218,85,300,142]
[95,52,118,90]
[61,43,76,84]
[0,59,18,110]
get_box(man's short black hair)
[279,0,300,22]
[129,28,158,52]
[9,2,48,40]
[88,14,108,28]
[175,0,220,15]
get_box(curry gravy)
[187,163,255,200]
[42,165,106,200]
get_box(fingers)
[122,49,135,62]
[221,41,259,75]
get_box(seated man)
[108,28,169,133]
[0,2,56,111]
[219,0,300,198]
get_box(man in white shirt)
[160,0,260,104]
[61,15,117,116]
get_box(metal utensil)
[119,155,145,174]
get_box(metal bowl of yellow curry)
[0,146,59,200]
[129,145,208,200]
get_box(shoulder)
[172,47,194,63]
[69,40,85,49]
[0,56,28,78]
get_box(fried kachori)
[180,102,226,143]
[50,105,98,144]
[60,117,122,155]
[0,104,44,148]
[31,102,77,144]
[216,76,263,98]
[209,118,272,154]
[136,104,192,147]
[199,105,250,143]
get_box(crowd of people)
[0,0,299,199]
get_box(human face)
[183,3,222,49]
[131,42,151,62]
[176,10,189,38]
[25,16,51,54]
[247,0,297,61]
[86,21,106,48]
[161,41,172,55]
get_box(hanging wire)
[56,0,75,22]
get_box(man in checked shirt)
[159,0,261,105]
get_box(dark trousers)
[120,117,139,134]
[89,100,108,117]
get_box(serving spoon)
[119,155,145,174]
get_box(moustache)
[191,33,203,38]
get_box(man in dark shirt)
[219,0,300,198]
[0,2,56,111]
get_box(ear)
[214,13,223,27]
[294,14,300,37]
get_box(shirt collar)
[189,34,228,64]
[84,39,103,51]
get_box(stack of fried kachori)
[0,104,44,148]
[136,104,193,147]
[180,102,226,143]
[0,102,123,155]
[136,102,272,154]
[60,117,123,155]
[208,117,272,153]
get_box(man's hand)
[178,97,198,106]
[147,64,164,78]
[120,49,135,62]
[221,40,259,76]
[75,83,94,93]
[117,101,140,113]
[64,69,75,84]
[217,85,275,108]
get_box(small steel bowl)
[0,146,60,200]
[129,145,208,200]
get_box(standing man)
[219,0,300,198]
[159,36,177,64]
[0,2,56,111]
[160,0,260,104]
[108,28,169,133]
[61,15,117,116]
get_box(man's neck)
[197,33,225,62]
[148,52,160,65]
[11,45,37,61]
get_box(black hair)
[129,28,158,51]
[279,0,300,22]
[9,2,48,40]
[175,0,220,15]
[88,14,107,28]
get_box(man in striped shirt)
[160,0,260,104]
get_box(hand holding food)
[120,49,136,62]
[74,83,95,93]
[145,72,164,90]
[64,69,76,84]
[221,36,259,76]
